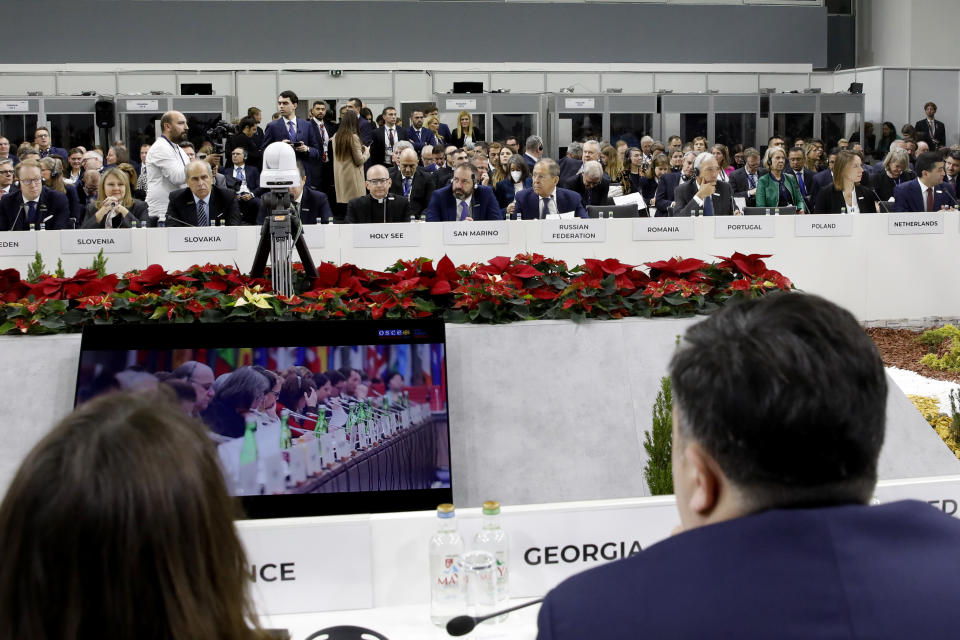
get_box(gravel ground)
[886,366,960,414]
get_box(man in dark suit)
[557,142,583,187]
[514,158,588,219]
[345,164,408,224]
[347,98,375,146]
[369,106,407,168]
[915,101,946,150]
[538,293,960,640]
[257,162,332,225]
[424,164,501,222]
[564,160,611,207]
[653,151,696,217]
[225,117,262,172]
[403,109,436,156]
[247,107,266,155]
[523,135,544,171]
[261,91,321,187]
[728,147,767,206]
[424,105,452,143]
[785,145,815,208]
[308,100,337,203]
[222,147,260,224]
[33,127,68,161]
[165,160,241,226]
[941,149,960,197]
[0,159,69,230]
[808,148,841,203]
[391,148,435,220]
[893,151,956,212]
[671,153,739,216]
[433,147,465,190]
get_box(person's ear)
[681,441,722,517]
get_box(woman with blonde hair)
[81,166,150,228]
[425,115,445,148]
[600,144,623,184]
[450,110,483,148]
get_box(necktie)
[796,173,806,197]
[388,128,395,146]
[403,178,411,197]
[703,195,714,216]
[926,186,934,212]
[287,120,296,141]
[236,166,244,183]
[930,122,936,140]
[291,201,300,217]
[459,200,469,221]
[317,121,328,162]
[27,201,37,226]
[747,173,757,189]
[540,196,551,219]
[197,199,209,226]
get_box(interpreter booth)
[767,92,865,151]
[547,93,659,159]
[432,93,547,150]
[657,93,761,150]
[117,94,235,156]
[0,95,98,149]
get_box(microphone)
[10,203,25,230]
[445,598,544,636]
[937,184,958,209]
[860,185,892,213]
[162,213,199,227]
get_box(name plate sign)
[302,225,325,249]
[794,215,853,237]
[125,99,159,111]
[0,101,28,112]
[352,223,422,248]
[633,217,694,241]
[442,221,509,245]
[564,98,596,109]
[714,216,775,238]
[445,98,477,111]
[60,229,133,254]
[887,212,945,235]
[541,219,606,243]
[0,231,38,256]
[168,227,239,252]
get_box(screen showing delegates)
[74,320,451,518]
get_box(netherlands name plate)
[887,212,945,235]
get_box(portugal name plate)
[633,217,695,241]
[60,229,133,254]
[168,227,239,251]
[353,223,422,248]
[443,221,509,245]
[714,216,775,238]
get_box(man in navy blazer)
[424,164,501,222]
[537,293,960,640]
[369,106,407,167]
[404,109,436,156]
[894,151,956,212]
[165,161,241,226]
[0,159,69,230]
[653,151,695,216]
[347,98,375,146]
[515,159,587,219]
[34,127,68,162]
[261,91,321,186]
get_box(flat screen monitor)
[74,320,452,519]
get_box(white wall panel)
[545,73,600,94]
[882,69,909,130]
[852,69,883,123]
[279,72,393,103]
[758,73,809,92]
[236,72,277,121]
[0,75,56,95]
[432,72,487,94]
[55,74,116,96]
[117,74,177,95]
[654,73,706,93]
[600,73,654,93]
[393,72,432,103]
[909,69,959,147]
[490,73,546,94]
[174,72,233,97]
[706,74,758,93]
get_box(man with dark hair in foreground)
[537,293,960,639]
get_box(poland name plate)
[0,231,38,256]
[794,215,853,237]
[443,221,509,245]
[353,223,422,248]
[541,219,606,243]
[168,227,239,252]
[60,229,133,254]
[887,212,945,235]
[714,216,775,238]
[633,217,695,241]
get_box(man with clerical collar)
[0,159,69,230]
[345,164,408,224]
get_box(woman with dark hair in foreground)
[0,390,267,639]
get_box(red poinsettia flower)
[715,252,772,278]
[0,268,28,302]
[645,257,707,281]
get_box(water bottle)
[774,207,781,216]
[409,213,417,224]
[430,503,465,627]
[764,208,771,216]
[473,500,509,619]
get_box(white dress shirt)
[145,136,190,218]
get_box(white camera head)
[261,141,301,190]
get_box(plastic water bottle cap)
[482,501,501,515]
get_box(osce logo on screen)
[378,329,411,337]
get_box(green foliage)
[55,258,65,279]
[26,252,46,283]
[90,249,108,278]
[918,325,960,372]
[643,376,674,495]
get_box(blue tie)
[459,200,469,221]
[403,178,411,197]
[702,195,714,216]
[541,196,551,218]
[27,201,37,226]
[287,120,296,141]
[197,199,209,226]
[747,173,756,189]
[796,173,806,197]
[237,166,245,183]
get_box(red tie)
[926,186,934,212]
[388,128,395,146]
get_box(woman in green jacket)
[756,146,806,212]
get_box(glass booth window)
[0,114,40,148]
[610,114,653,148]
[821,113,860,151]
[560,113,603,145]
[493,114,535,146]
[124,113,161,154]
[48,114,96,151]
[680,114,708,144]
[773,114,814,146]
[715,113,756,149]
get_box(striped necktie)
[197,199,209,226]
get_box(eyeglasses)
[20,178,43,185]
[367,178,390,185]
[0,170,13,175]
